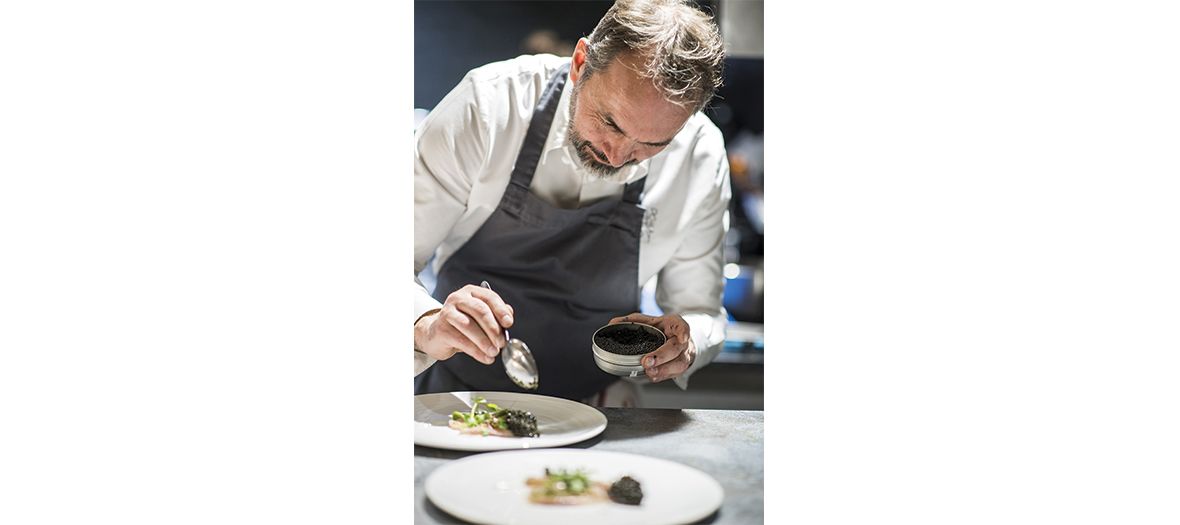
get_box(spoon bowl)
[502,338,539,389]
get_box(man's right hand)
[414,284,514,365]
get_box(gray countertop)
[415,407,765,524]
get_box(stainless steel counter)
[414,407,765,524]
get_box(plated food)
[607,476,643,505]
[424,449,723,525]
[449,396,539,437]
[414,392,607,451]
[526,468,643,506]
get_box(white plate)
[425,449,724,525]
[414,391,607,451]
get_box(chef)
[413,0,731,404]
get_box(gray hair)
[582,0,725,113]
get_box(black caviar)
[501,409,539,437]
[594,326,664,355]
[608,476,643,505]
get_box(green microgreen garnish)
[450,397,511,429]
[537,468,593,496]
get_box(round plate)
[414,391,607,451]
[425,449,724,525]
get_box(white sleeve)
[414,350,437,377]
[413,75,491,321]
[654,127,732,390]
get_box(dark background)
[414,1,620,112]
[414,0,761,139]
[414,0,765,324]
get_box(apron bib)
[415,62,647,401]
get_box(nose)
[600,137,636,167]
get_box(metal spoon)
[480,281,539,390]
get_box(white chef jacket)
[414,54,731,389]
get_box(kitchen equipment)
[591,322,666,377]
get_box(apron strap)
[621,176,646,204]
[509,62,571,190]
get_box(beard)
[566,81,638,179]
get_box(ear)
[570,38,589,83]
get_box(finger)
[449,288,507,348]
[452,337,497,365]
[609,313,654,325]
[646,350,691,382]
[440,305,499,359]
[652,316,690,344]
[642,338,688,373]
[436,312,496,364]
[466,285,515,328]
[454,297,505,351]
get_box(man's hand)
[415,284,514,365]
[608,313,695,383]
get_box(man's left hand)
[608,313,695,383]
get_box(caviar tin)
[591,322,666,377]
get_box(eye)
[599,118,623,134]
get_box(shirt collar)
[542,69,650,185]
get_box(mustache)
[576,139,637,169]
[567,87,636,178]
[577,140,609,164]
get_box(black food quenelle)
[501,409,538,437]
[608,476,643,505]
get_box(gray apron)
[415,62,647,401]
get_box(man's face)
[567,51,692,179]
